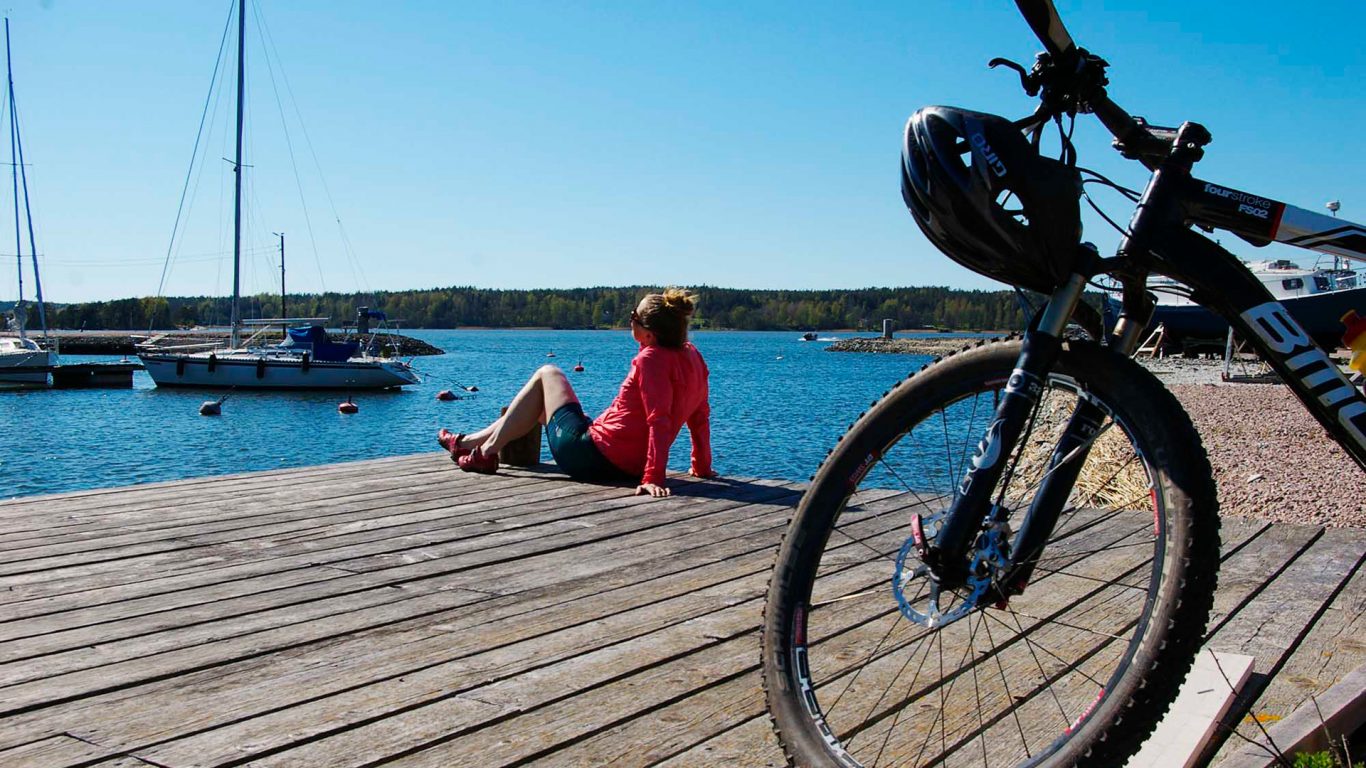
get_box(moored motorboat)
[0,335,54,388]
[1107,258,1365,349]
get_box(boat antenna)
[229,0,246,348]
[6,19,48,343]
[1326,201,1341,273]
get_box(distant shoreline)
[6,327,1006,357]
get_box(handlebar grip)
[1013,0,1076,57]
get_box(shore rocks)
[826,336,990,356]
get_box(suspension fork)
[1002,277,1153,596]
[919,274,1087,589]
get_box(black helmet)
[901,106,1085,293]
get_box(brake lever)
[988,57,1040,97]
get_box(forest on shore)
[31,285,1043,332]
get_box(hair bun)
[661,287,696,318]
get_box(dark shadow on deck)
[496,461,804,507]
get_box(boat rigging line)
[155,1,236,306]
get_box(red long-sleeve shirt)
[588,342,712,486]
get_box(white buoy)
[199,400,222,416]
[338,397,358,414]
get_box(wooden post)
[499,406,542,466]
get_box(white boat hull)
[0,349,56,388]
[138,351,419,390]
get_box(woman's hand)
[635,483,670,498]
[689,468,718,479]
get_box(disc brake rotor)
[893,511,1012,628]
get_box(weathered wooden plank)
[0,733,117,768]
[0,484,804,752]
[1,451,1352,768]
[0,453,435,517]
[1124,651,1255,768]
[0,484,796,711]
[271,632,763,768]
[547,668,783,767]
[0,483,802,689]
[0,476,777,633]
[1207,526,1366,764]
[133,498,1125,766]
[0,455,450,528]
[84,758,163,768]
[0,472,554,576]
[659,518,1272,767]
[1271,559,1366,703]
[0,474,615,615]
[64,544,772,760]
[653,714,785,768]
[0,480,798,660]
[0,463,476,547]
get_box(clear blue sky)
[2,0,1362,303]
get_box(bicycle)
[761,2,1366,766]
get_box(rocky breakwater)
[46,330,444,357]
[826,336,993,356]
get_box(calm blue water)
[0,330,987,499]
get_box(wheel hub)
[893,511,1012,628]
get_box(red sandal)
[437,429,473,462]
[456,446,499,474]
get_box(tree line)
[36,285,1037,332]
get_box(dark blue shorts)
[547,403,634,483]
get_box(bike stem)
[924,273,1087,588]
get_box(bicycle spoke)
[765,341,1215,768]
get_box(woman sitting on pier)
[437,288,714,498]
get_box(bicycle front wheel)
[763,338,1220,768]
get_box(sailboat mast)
[229,0,246,348]
[5,18,24,341]
[8,21,47,341]
[273,230,285,335]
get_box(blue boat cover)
[283,326,359,362]
[364,309,387,320]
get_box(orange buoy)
[436,389,459,401]
[338,398,359,414]
[573,361,584,372]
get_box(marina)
[0,455,1360,766]
[0,5,1362,765]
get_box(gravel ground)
[831,340,1364,527]
[1140,357,1365,528]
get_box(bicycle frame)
[1117,122,1366,471]
[923,120,1366,597]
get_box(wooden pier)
[0,454,1361,767]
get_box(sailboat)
[0,17,56,389]
[137,1,418,391]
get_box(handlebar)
[1013,0,1075,58]
[1012,0,1178,169]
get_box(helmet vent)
[995,189,1029,226]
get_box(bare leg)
[459,365,578,454]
